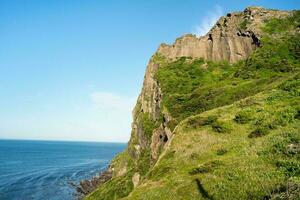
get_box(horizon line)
[0,137,128,144]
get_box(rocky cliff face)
[86,6,299,200]
[125,6,290,185]
[158,7,289,62]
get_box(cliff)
[86,7,300,200]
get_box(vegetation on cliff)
[86,8,300,200]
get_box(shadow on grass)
[195,179,214,200]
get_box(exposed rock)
[201,63,209,70]
[157,7,289,63]
[287,143,300,154]
[132,173,140,188]
[76,167,112,196]
[150,125,167,162]
[128,58,163,159]
[116,165,127,177]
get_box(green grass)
[156,32,300,126]
[239,19,249,30]
[135,148,151,176]
[86,170,134,200]
[139,112,157,140]
[262,10,300,34]
[123,78,300,199]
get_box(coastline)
[77,166,113,198]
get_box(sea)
[0,139,126,200]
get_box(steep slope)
[124,74,300,200]
[86,7,300,200]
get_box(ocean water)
[0,140,126,200]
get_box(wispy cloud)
[90,92,136,112]
[193,5,223,37]
[1,91,138,142]
[75,91,137,142]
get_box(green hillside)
[86,9,300,200]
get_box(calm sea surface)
[0,140,126,200]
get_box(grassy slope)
[124,75,300,199]
[86,10,300,200]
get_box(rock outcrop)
[158,7,289,62]
[77,167,112,196]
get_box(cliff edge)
[86,6,300,200]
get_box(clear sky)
[0,0,299,142]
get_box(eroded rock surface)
[158,7,289,62]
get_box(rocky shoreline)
[74,166,113,198]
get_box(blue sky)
[0,0,299,142]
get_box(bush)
[275,107,296,126]
[276,160,300,177]
[216,148,228,155]
[239,19,249,30]
[190,152,200,160]
[205,115,218,125]
[279,76,300,96]
[248,126,269,138]
[186,115,217,129]
[289,34,300,60]
[262,131,299,157]
[295,109,300,120]
[234,109,253,124]
[189,160,222,175]
[212,121,231,133]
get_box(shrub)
[216,148,228,155]
[239,19,249,30]
[189,160,222,175]
[289,34,300,60]
[266,121,278,130]
[190,152,200,160]
[266,92,285,103]
[205,115,218,125]
[186,115,217,129]
[186,117,203,129]
[279,76,300,96]
[295,109,300,120]
[212,121,231,133]
[234,109,253,124]
[248,126,269,138]
[275,107,296,126]
[276,160,300,177]
[267,132,300,157]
